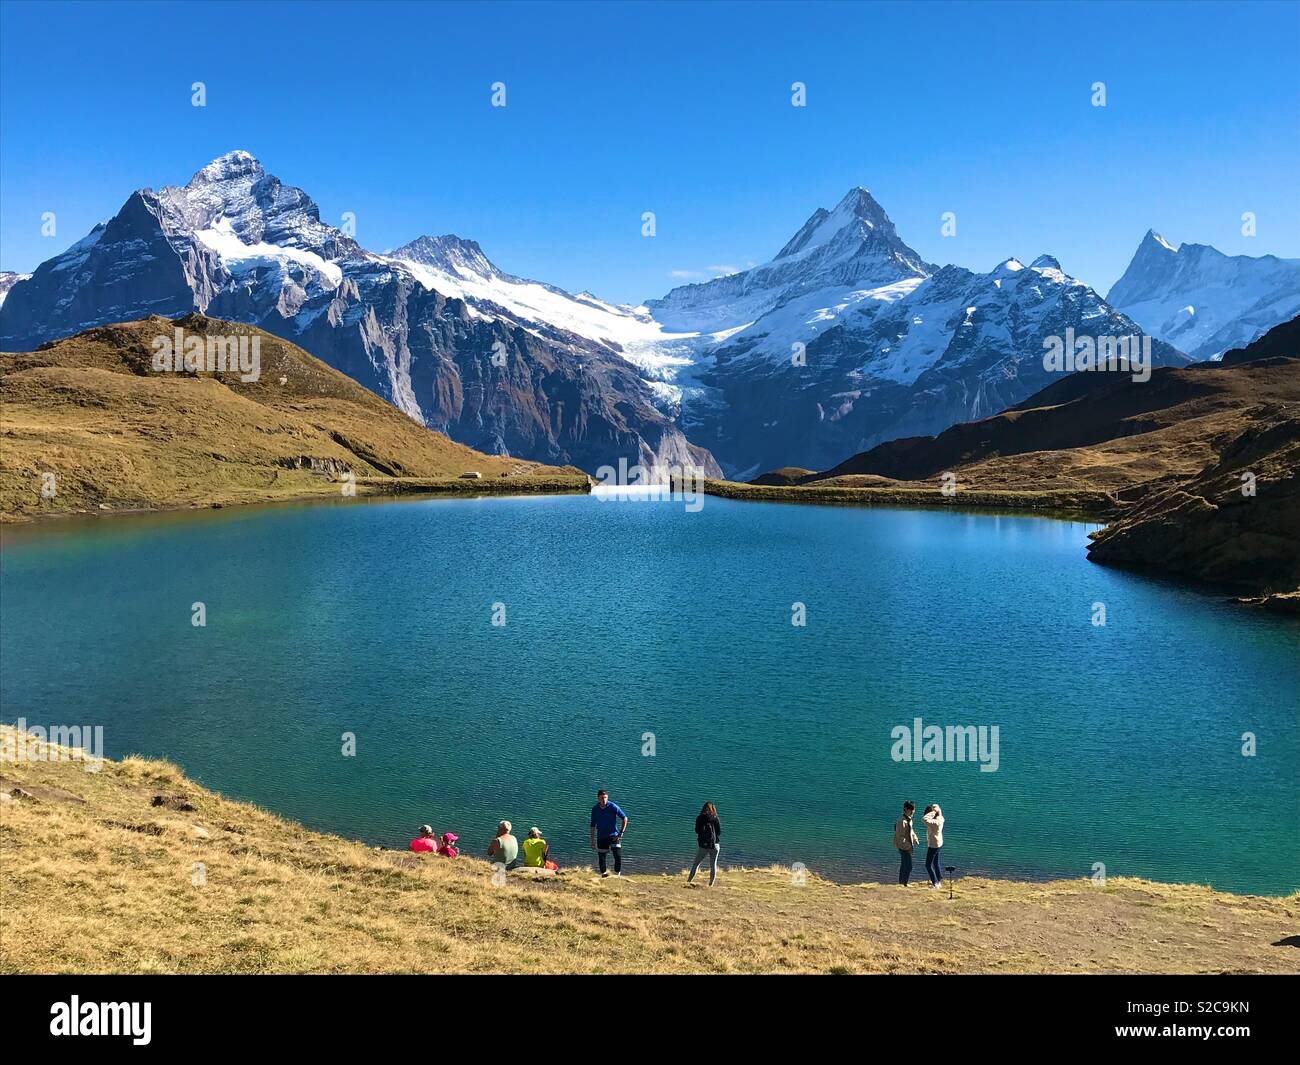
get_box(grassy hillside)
[2,726,1296,975]
[0,314,588,522]
[806,355,1300,498]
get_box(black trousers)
[597,836,622,873]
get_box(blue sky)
[1,0,1297,304]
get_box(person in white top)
[922,804,945,887]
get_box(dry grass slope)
[0,315,588,522]
[2,727,1296,975]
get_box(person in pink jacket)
[409,825,437,853]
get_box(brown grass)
[721,359,1300,517]
[2,727,1295,975]
[0,315,588,522]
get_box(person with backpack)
[687,801,722,887]
[893,801,919,885]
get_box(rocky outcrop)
[1086,416,1300,593]
[1083,319,1300,593]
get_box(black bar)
[4,973,1294,1051]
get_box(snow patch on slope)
[195,217,343,287]
[392,242,701,354]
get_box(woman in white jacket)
[922,804,945,887]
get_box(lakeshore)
[2,726,1296,975]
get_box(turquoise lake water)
[2,493,1297,894]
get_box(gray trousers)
[688,844,720,885]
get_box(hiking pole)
[946,866,956,900]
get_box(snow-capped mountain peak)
[775,186,895,259]
[158,150,355,261]
[771,185,921,270]
[1144,229,1178,253]
[189,149,266,185]
[646,185,930,333]
[686,239,1187,474]
[391,234,499,278]
[1108,231,1300,359]
[3,152,1288,483]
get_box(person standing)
[688,801,722,887]
[893,801,919,885]
[589,789,628,877]
[922,803,945,888]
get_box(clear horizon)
[1,0,1298,304]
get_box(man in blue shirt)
[589,789,628,877]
